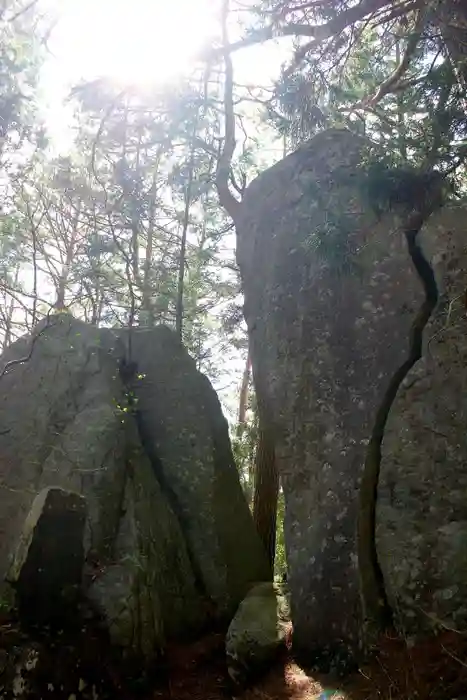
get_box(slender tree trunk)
[215,0,241,222]
[253,422,279,574]
[395,41,407,160]
[237,349,251,425]
[237,349,253,503]
[130,127,143,288]
[56,202,81,310]
[141,172,158,325]
[3,266,19,347]
[175,128,197,339]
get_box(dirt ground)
[157,629,467,700]
[1,612,467,699]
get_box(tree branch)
[209,0,392,58]
[0,311,55,381]
[360,8,426,107]
[215,0,242,222]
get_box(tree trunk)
[253,423,278,574]
[2,266,19,348]
[176,131,196,339]
[237,350,251,426]
[56,202,81,311]
[141,171,158,325]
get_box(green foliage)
[259,4,467,178]
[232,385,257,504]
[303,207,359,275]
[274,489,286,577]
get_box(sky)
[34,0,288,418]
[39,0,287,151]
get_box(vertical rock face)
[0,314,266,659]
[86,420,203,658]
[0,314,126,581]
[236,129,426,663]
[125,326,271,617]
[377,203,467,633]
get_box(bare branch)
[6,0,40,23]
[0,310,55,380]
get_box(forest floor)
[159,628,467,700]
[1,612,467,699]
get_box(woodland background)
[1,0,466,575]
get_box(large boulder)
[0,314,200,656]
[236,129,429,665]
[225,581,290,687]
[377,203,467,633]
[0,314,127,581]
[124,326,271,618]
[0,314,266,659]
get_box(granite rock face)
[237,129,467,661]
[126,326,271,618]
[377,203,467,634]
[0,314,268,658]
[236,129,431,662]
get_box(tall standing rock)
[236,129,428,665]
[377,203,467,633]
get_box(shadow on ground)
[156,629,467,700]
[1,611,467,699]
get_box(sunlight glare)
[51,0,218,88]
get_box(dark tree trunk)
[237,350,251,426]
[253,423,278,574]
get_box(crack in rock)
[357,208,440,635]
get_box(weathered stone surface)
[0,315,202,655]
[0,313,126,581]
[0,620,146,699]
[236,129,425,660]
[87,421,203,658]
[225,581,290,687]
[0,314,267,659]
[7,487,86,625]
[124,326,270,618]
[0,642,42,699]
[377,203,467,633]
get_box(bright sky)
[34,0,287,417]
[42,0,218,87]
[39,0,286,151]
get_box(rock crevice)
[358,208,440,633]
[0,317,270,659]
[236,129,467,666]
